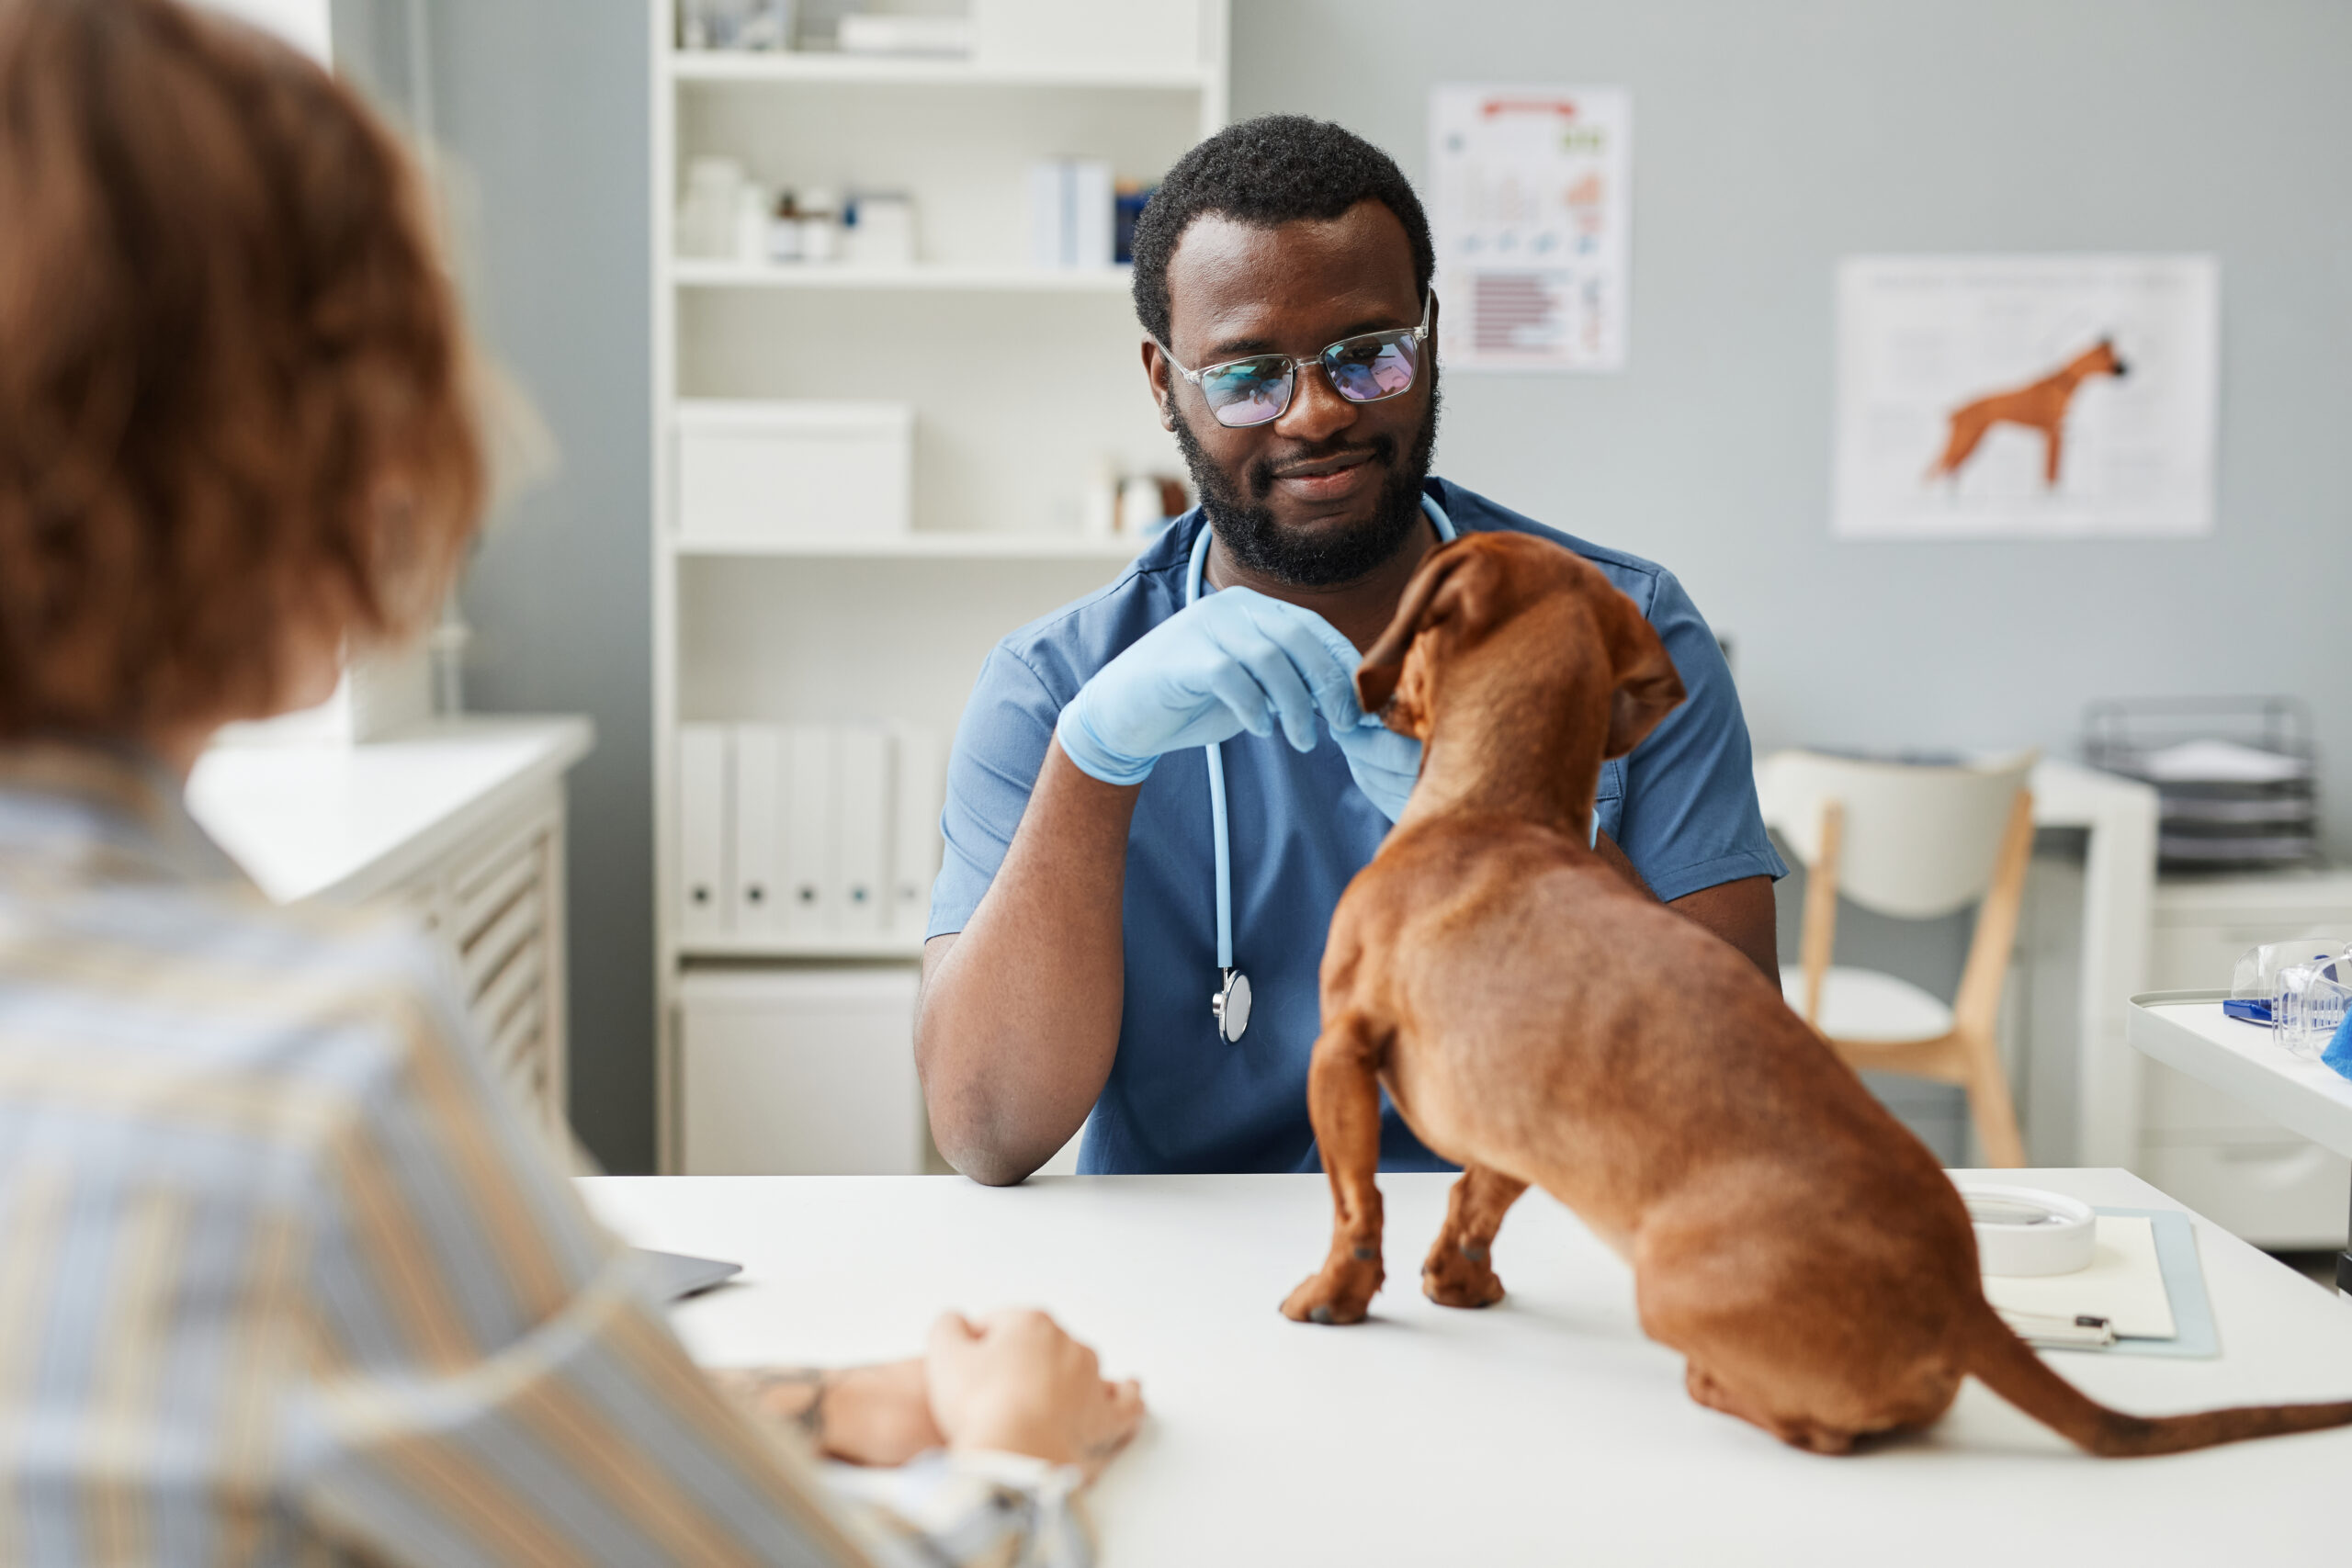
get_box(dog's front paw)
[1421,1237,1505,1309]
[1281,1254,1382,1325]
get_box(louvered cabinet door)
[405,788,570,1139]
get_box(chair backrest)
[1757,750,2040,920]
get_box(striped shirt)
[0,744,1091,1567]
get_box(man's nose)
[1273,358,1358,443]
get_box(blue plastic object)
[2222,997,2275,1025]
[2323,1008,2352,1082]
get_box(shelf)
[667,50,1213,92]
[668,532,1147,561]
[680,933,923,963]
[673,260,1133,294]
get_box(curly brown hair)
[0,0,484,741]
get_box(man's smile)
[1258,443,1387,507]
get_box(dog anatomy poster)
[1833,255,2219,538]
[1429,85,1632,373]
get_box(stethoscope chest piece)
[1212,968,1252,1043]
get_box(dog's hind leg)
[1281,1012,1389,1325]
[1422,1165,1527,1308]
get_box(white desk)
[583,1169,2352,1566]
[2131,992,2352,1290]
[2030,759,2161,1168]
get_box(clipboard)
[1988,1209,2218,1359]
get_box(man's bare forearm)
[916,746,1138,1185]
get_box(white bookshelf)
[650,1,1228,1169]
[673,258,1136,292]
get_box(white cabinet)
[188,717,593,1142]
[677,968,922,1174]
[649,0,1229,1168]
[2139,870,2352,1247]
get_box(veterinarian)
[918,116,1785,1181]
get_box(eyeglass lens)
[1197,329,1423,429]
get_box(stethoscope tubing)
[1186,493,1458,1038]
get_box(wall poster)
[1428,84,1633,373]
[1834,255,2219,539]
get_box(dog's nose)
[2111,359,2131,378]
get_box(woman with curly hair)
[0,2,1138,1562]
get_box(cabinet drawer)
[2139,1136,2348,1249]
[678,967,922,1176]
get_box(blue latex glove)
[1056,586,1361,786]
[1328,708,1423,821]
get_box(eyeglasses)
[1159,295,1431,429]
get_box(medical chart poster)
[1833,255,2219,540]
[1428,84,1633,373]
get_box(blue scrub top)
[928,477,1787,1174]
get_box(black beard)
[1170,375,1441,589]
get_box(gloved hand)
[1328,711,1423,821]
[1055,586,1360,786]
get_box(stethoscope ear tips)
[1212,968,1253,1043]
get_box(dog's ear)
[1602,593,1687,760]
[1355,540,1497,715]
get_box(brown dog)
[1281,532,2352,1457]
[1927,337,2128,488]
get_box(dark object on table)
[639,1247,744,1302]
[2085,697,2321,873]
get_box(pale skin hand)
[924,1310,1145,1483]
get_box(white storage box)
[975,0,1201,73]
[677,967,922,1175]
[674,400,912,544]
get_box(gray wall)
[1237,0,2352,798]
[426,1,2352,1169]
[426,5,656,1171]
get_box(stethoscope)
[1188,492,1459,1043]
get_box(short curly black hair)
[1131,115,1434,348]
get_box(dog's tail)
[1964,1303,2352,1456]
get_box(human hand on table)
[1055,586,1424,818]
[712,1358,944,1467]
[925,1308,1145,1483]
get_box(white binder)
[730,723,784,934]
[833,725,892,935]
[677,725,731,939]
[782,725,834,936]
[891,724,946,939]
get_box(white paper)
[1981,1216,2177,1340]
[1835,255,2218,539]
[1429,85,1633,373]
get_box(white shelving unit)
[650,1,1228,1169]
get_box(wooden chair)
[1757,750,2040,1168]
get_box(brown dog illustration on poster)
[1926,338,2129,488]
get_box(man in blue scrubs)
[917,116,1785,1181]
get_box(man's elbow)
[926,1100,1040,1186]
[917,1062,1040,1187]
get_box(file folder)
[833,725,892,935]
[782,725,834,936]
[677,725,730,940]
[730,723,784,935]
[892,724,945,939]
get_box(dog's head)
[1356,532,1685,761]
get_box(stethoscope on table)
[1189,493,1458,1043]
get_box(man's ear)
[1354,539,1494,714]
[1602,596,1687,760]
[1142,338,1178,432]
